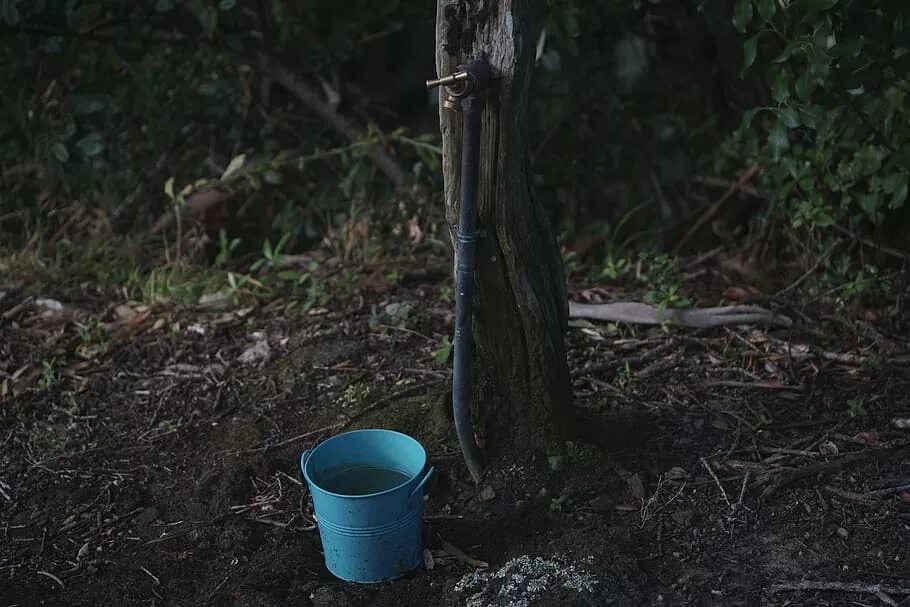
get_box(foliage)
[1,0,907,297]
[0,0,434,253]
[725,0,910,243]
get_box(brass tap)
[426,69,473,112]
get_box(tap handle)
[425,71,469,90]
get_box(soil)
[1,263,909,607]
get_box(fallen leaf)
[627,473,645,501]
[422,548,435,570]
[819,440,839,456]
[114,305,137,321]
[238,339,271,365]
[722,286,753,301]
[852,431,879,445]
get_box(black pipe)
[451,58,489,483]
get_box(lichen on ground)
[454,554,600,607]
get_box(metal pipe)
[426,58,490,483]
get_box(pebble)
[837,527,849,539]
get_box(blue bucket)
[300,428,434,583]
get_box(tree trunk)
[434,0,574,455]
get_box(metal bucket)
[300,429,434,583]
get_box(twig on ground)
[438,536,489,569]
[37,570,65,589]
[866,483,910,498]
[761,444,907,500]
[700,457,731,506]
[345,380,444,423]
[139,566,161,585]
[206,575,230,604]
[769,580,910,606]
[822,485,883,508]
[702,380,800,391]
[733,471,750,513]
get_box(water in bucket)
[319,465,411,496]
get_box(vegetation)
[2,1,907,296]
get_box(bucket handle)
[408,466,434,508]
[299,449,312,479]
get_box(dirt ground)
[1,261,909,607]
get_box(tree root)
[568,301,792,329]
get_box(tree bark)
[434,0,574,454]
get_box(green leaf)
[71,95,107,114]
[164,177,175,199]
[742,34,759,74]
[859,192,883,224]
[771,70,790,103]
[51,143,69,163]
[795,72,813,101]
[198,83,216,95]
[768,118,789,158]
[798,104,824,129]
[154,0,174,11]
[76,133,104,157]
[733,0,753,33]
[756,0,776,22]
[739,107,763,130]
[807,50,831,80]
[263,169,282,185]
[780,107,801,128]
[198,6,218,35]
[808,0,838,12]
[432,337,452,366]
[833,38,865,58]
[218,0,235,9]
[67,3,102,31]
[891,181,908,209]
[277,270,302,282]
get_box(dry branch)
[149,187,237,235]
[568,301,792,329]
[259,59,407,188]
[770,580,910,606]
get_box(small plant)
[214,229,241,267]
[158,418,181,433]
[754,413,773,428]
[846,398,867,418]
[66,395,82,417]
[75,319,107,360]
[37,359,57,392]
[344,382,371,405]
[615,360,633,388]
[369,302,411,330]
[637,252,692,313]
[250,232,291,273]
[432,335,453,366]
[549,495,567,512]
[599,254,632,281]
